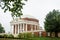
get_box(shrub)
[7,34,14,38]
[18,33,33,38]
[0,34,14,38]
[18,33,24,38]
[0,35,4,38]
[23,33,27,38]
[3,34,8,38]
[27,32,32,38]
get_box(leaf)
[2,5,5,9]
[4,8,8,12]
[0,0,27,18]
[24,0,27,1]
[44,9,60,32]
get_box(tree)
[0,23,5,33]
[0,0,27,19]
[44,9,60,37]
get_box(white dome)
[14,15,38,21]
[21,15,35,19]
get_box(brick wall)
[34,32,39,36]
[21,18,39,22]
[41,31,47,37]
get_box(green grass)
[25,37,60,40]
[0,38,23,40]
[0,37,60,40]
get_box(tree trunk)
[55,32,58,37]
[50,32,51,37]
[50,32,52,37]
[50,32,55,37]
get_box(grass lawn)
[0,37,60,40]
[28,37,60,40]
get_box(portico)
[11,22,39,34]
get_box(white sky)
[0,0,60,33]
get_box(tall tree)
[0,23,5,33]
[0,0,27,19]
[44,9,60,37]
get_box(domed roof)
[21,15,39,22]
[13,15,39,22]
[21,15,35,19]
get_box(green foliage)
[3,34,8,38]
[0,34,14,38]
[44,9,60,37]
[34,34,38,37]
[0,35,4,38]
[7,34,14,38]
[0,37,60,40]
[0,23,5,33]
[18,33,24,38]
[44,9,60,32]
[0,0,27,19]
[18,33,33,38]
[26,32,32,38]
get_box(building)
[10,15,43,36]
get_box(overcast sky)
[0,0,60,33]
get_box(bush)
[3,34,8,38]
[27,33,33,38]
[0,34,14,38]
[23,33,27,38]
[18,33,33,38]
[7,34,14,38]
[0,34,8,38]
[18,33,24,38]
[0,35,4,38]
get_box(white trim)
[10,20,39,26]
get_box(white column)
[13,25,14,34]
[18,24,19,34]
[26,24,27,32]
[35,25,36,30]
[23,23,24,32]
[31,25,33,35]
[11,25,13,34]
